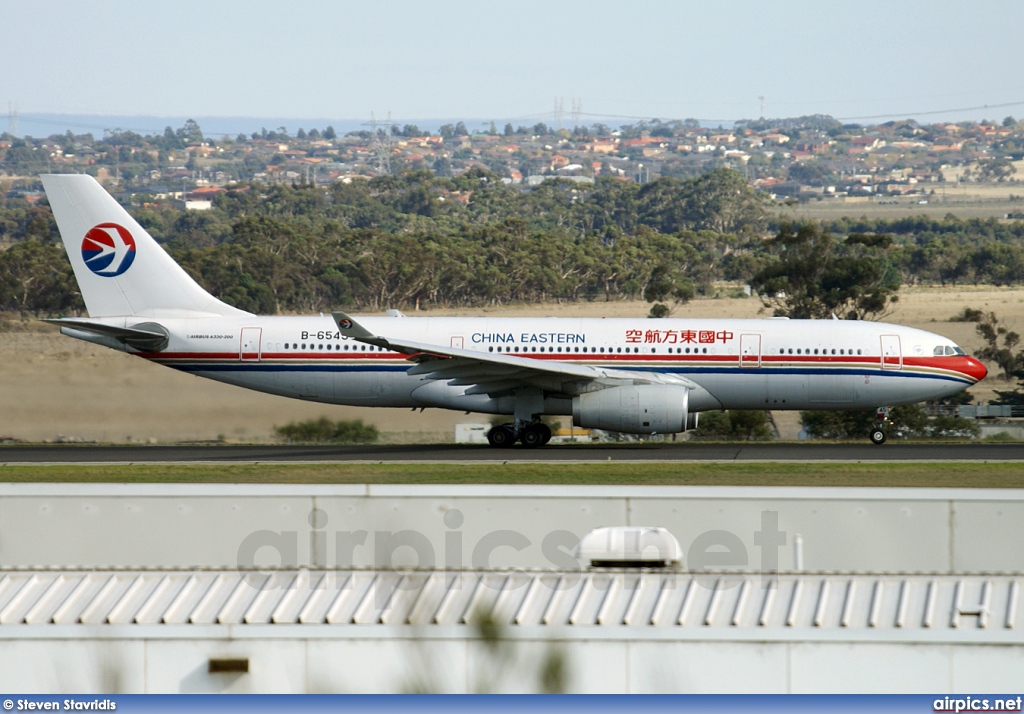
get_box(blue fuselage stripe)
[164,361,973,385]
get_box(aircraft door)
[240,327,262,361]
[739,333,761,367]
[880,334,902,370]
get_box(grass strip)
[0,461,1023,488]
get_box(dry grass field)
[783,198,1023,221]
[0,285,1020,444]
[783,178,1024,221]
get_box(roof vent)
[575,526,682,569]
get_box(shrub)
[800,406,980,440]
[693,410,773,441]
[800,409,875,439]
[950,307,984,323]
[274,417,379,443]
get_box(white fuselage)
[73,314,986,417]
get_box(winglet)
[332,311,386,345]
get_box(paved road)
[1,442,1022,463]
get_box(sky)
[3,0,1024,135]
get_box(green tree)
[751,223,900,320]
[0,239,83,314]
[175,119,203,144]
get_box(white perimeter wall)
[0,484,1021,573]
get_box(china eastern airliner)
[40,174,987,447]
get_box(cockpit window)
[953,346,965,356]
[933,346,945,356]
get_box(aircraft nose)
[963,356,988,382]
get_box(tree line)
[3,168,1024,316]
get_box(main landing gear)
[870,407,891,445]
[486,420,552,448]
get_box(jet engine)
[572,385,698,434]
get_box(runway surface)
[1,442,1023,463]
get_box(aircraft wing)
[332,312,699,397]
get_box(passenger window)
[857,349,862,355]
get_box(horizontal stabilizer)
[44,318,169,352]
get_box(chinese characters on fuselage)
[626,329,734,344]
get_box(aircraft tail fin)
[41,174,250,318]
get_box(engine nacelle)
[572,385,697,434]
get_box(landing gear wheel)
[521,423,552,448]
[869,428,887,445]
[487,425,517,448]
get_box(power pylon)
[364,112,398,176]
[571,98,582,129]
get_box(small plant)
[274,417,379,443]
[647,303,670,319]
[983,431,1018,442]
[950,307,984,323]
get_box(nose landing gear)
[870,407,891,445]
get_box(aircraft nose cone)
[964,357,988,382]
